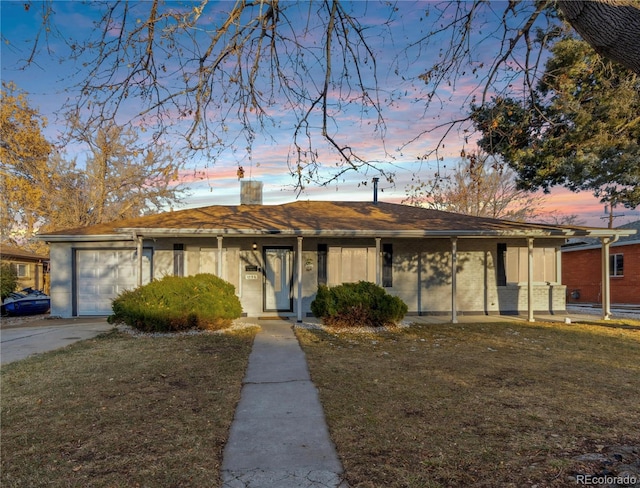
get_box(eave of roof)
[114,227,615,238]
[0,245,49,260]
[562,240,640,252]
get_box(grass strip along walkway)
[296,319,640,488]
[1,327,257,488]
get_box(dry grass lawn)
[1,327,257,488]
[297,319,640,487]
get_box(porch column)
[527,237,534,322]
[451,237,458,324]
[217,235,223,278]
[601,237,611,320]
[375,237,381,286]
[555,246,562,285]
[297,236,303,323]
[136,236,144,287]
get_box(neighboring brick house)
[0,244,50,293]
[562,221,640,306]
[37,185,633,320]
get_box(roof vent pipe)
[372,177,379,204]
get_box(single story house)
[0,244,50,293]
[563,220,640,306]
[38,185,634,322]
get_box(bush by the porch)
[108,274,242,332]
[311,281,408,328]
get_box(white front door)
[264,248,292,312]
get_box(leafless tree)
[10,0,640,190]
[403,150,543,221]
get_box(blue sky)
[2,0,637,226]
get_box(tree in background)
[404,150,543,222]
[0,82,54,248]
[0,85,187,250]
[67,123,187,227]
[9,1,639,190]
[471,37,640,211]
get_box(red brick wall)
[563,243,640,305]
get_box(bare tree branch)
[10,0,638,192]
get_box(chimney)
[241,180,263,205]
[372,177,379,204]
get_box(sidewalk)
[221,320,347,488]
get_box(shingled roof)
[38,201,632,241]
[0,244,49,261]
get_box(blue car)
[1,288,50,316]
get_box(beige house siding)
[381,239,564,316]
[155,236,565,317]
[46,235,567,318]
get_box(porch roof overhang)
[119,227,632,239]
[37,234,142,243]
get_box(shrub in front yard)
[0,263,18,301]
[108,274,242,332]
[310,281,408,327]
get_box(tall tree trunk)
[558,0,640,74]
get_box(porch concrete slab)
[221,320,346,488]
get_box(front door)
[264,247,293,312]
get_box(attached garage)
[75,249,152,315]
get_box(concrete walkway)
[221,320,347,488]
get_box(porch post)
[527,237,534,322]
[375,237,381,286]
[297,236,303,323]
[451,237,458,324]
[217,235,223,277]
[601,237,611,320]
[136,236,143,287]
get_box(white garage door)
[77,249,152,315]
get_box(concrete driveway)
[1,316,114,365]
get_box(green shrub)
[108,274,242,332]
[310,281,408,328]
[1,263,18,301]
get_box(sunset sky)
[2,1,637,227]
